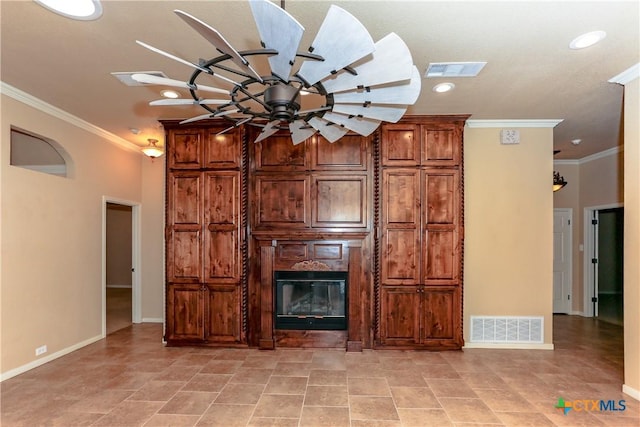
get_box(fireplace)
[275,270,347,330]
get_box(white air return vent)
[470,316,543,344]
[111,71,169,86]
[424,62,487,78]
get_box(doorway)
[102,197,141,337]
[583,204,624,324]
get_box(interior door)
[553,209,572,314]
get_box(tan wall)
[106,204,132,288]
[140,157,165,321]
[623,77,640,397]
[464,127,554,346]
[1,94,143,374]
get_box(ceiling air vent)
[424,62,487,78]
[111,71,169,86]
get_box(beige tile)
[154,366,201,382]
[300,406,350,427]
[439,397,501,424]
[397,408,453,426]
[158,391,217,415]
[182,373,232,392]
[350,396,400,421]
[351,420,402,427]
[304,385,349,406]
[390,386,441,409]
[214,383,265,404]
[385,370,428,387]
[229,368,274,384]
[197,403,255,426]
[67,389,133,413]
[253,394,305,418]
[128,380,184,402]
[92,401,164,427]
[273,361,312,377]
[472,388,535,412]
[144,414,200,426]
[308,369,347,385]
[347,362,387,378]
[426,379,478,398]
[459,371,508,389]
[199,360,243,374]
[419,364,462,379]
[248,417,300,427]
[348,377,391,396]
[264,375,308,394]
[494,411,554,426]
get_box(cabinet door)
[381,169,420,284]
[255,175,310,228]
[206,285,242,343]
[422,287,462,347]
[204,171,240,283]
[254,132,308,171]
[167,172,203,283]
[380,286,421,345]
[312,174,367,228]
[204,127,241,169]
[168,129,203,169]
[381,124,420,166]
[166,284,205,341]
[311,134,368,171]
[421,123,461,167]
[422,170,460,284]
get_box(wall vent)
[470,316,543,344]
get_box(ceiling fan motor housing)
[264,83,301,121]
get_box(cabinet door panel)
[424,229,458,282]
[205,230,238,281]
[169,173,201,225]
[382,229,420,283]
[205,172,238,225]
[169,230,202,282]
[383,170,420,226]
[424,171,457,225]
[254,133,307,171]
[166,285,204,340]
[312,134,367,170]
[204,128,240,169]
[312,175,367,228]
[422,124,461,166]
[380,287,420,345]
[381,124,420,166]
[255,176,310,228]
[423,288,461,346]
[206,285,241,343]
[168,129,202,169]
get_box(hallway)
[1,316,638,426]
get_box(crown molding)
[554,145,623,166]
[609,63,640,85]
[0,81,139,153]
[466,119,563,128]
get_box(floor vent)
[470,316,544,344]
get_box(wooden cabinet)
[379,116,467,349]
[164,122,244,346]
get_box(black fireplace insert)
[274,270,347,330]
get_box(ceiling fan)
[126,0,421,145]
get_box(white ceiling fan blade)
[254,120,281,143]
[179,109,244,125]
[174,9,263,83]
[332,66,422,105]
[131,73,229,95]
[136,40,210,74]
[308,116,348,143]
[322,111,380,136]
[149,98,230,106]
[321,33,414,93]
[217,117,253,135]
[297,5,375,85]
[249,0,304,82]
[289,120,316,145]
[332,103,407,123]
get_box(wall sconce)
[553,171,567,192]
[141,138,164,159]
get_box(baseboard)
[142,317,163,323]
[569,311,585,316]
[106,284,132,289]
[623,384,640,401]
[463,342,554,350]
[0,334,103,382]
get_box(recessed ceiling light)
[432,82,455,93]
[161,90,180,99]
[571,139,582,145]
[34,0,103,20]
[569,31,606,49]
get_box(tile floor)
[1,315,638,426]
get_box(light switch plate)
[500,129,520,145]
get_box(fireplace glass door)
[275,271,347,330]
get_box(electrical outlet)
[35,345,47,356]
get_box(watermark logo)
[555,397,626,415]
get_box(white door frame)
[553,208,573,314]
[583,202,623,318]
[102,196,142,337]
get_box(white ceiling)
[1,1,638,160]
